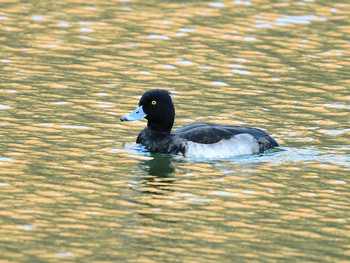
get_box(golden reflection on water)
[0,0,350,262]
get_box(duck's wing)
[174,123,234,144]
[173,123,278,147]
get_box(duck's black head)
[121,89,175,133]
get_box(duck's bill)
[120,105,147,121]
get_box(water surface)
[0,0,349,262]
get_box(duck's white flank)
[185,133,260,158]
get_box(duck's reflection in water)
[144,153,175,178]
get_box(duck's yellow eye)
[151,100,157,105]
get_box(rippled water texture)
[1,0,349,262]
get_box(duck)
[120,89,279,158]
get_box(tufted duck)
[121,89,279,158]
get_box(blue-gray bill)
[120,105,147,121]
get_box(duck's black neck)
[147,119,173,134]
[146,105,174,133]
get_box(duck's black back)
[173,123,279,151]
